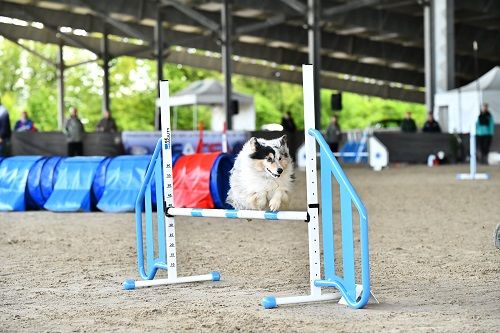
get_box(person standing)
[14,111,37,132]
[476,103,494,164]
[401,111,417,133]
[325,116,342,152]
[281,111,296,133]
[422,113,441,133]
[96,110,118,133]
[0,98,11,156]
[64,107,85,156]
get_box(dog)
[226,135,294,211]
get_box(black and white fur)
[227,135,294,211]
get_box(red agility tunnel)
[173,152,234,209]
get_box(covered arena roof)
[1,0,499,103]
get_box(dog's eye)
[279,157,282,161]
[266,157,273,162]
[283,153,288,158]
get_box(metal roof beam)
[0,33,56,66]
[76,0,153,43]
[165,51,424,103]
[235,13,288,36]
[21,6,99,55]
[323,0,381,17]
[278,0,307,14]
[160,0,220,37]
[0,22,425,103]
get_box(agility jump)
[123,65,372,309]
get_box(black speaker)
[331,93,342,111]
[231,99,239,115]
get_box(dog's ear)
[249,137,260,152]
[279,135,287,146]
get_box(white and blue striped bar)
[167,208,308,221]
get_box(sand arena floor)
[1,164,499,332]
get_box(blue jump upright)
[124,65,373,310]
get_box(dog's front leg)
[269,189,288,211]
[248,192,268,210]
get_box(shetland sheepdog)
[227,135,294,211]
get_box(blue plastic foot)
[211,271,221,281]
[123,279,136,290]
[261,296,277,309]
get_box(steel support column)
[57,41,65,130]
[221,0,233,130]
[432,0,455,93]
[308,0,321,129]
[424,1,434,113]
[101,28,110,114]
[155,10,164,130]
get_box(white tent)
[169,79,255,131]
[434,66,500,133]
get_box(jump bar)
[166,207,308,221]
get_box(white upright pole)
[302,64,322,297]
[456,41,489,181]
[470,124,477,177]
[222,121,228,153]
[159,80,178,280]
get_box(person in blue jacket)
[14,111,37,132]
[476,103,495,164]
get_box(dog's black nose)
[277,168,283,174]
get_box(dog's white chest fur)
[227,136,293,211]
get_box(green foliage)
[0,38,426,133]
[327,92,426,130]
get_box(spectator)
[281,111,296,132]
[0,98,11,156]
[325,116,342,152]
[476,103,494,164]
[401,111,417,133]
[422,113,441,133]
[96,110,118,133]
[64,107,85,156]
[14,111,37,132]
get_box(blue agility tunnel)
[0,150,233,212]
[44,156,106,212]
[0,156,43,211]
[91,157,113,203]
[209,153,234,209]
[40,156,66,204]
[26,157,49,209]
[96,156,151,212]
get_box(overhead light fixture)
[359,57,383,64]
[336,26,367,35]
[370,32,399,41]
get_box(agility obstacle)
[123,65,373,309]
[456,128,490,180]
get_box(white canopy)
[434,66,500,133]
[459,66,500,92]
[170,79,253,106]
[169,79,256,131]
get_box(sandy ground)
[1,164,499,332]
